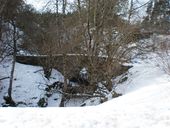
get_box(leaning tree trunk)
[7,21,17,106]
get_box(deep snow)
[0,52,170,127]
[0,59,102,107]
[0,59,64,107]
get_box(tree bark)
[128,0,133,24]
[60,54,67,107]
[8,21,17,106]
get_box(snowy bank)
[0,55,170,128]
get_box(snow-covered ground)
[0,52,170,127]
[0,58,102,107]
[0,59,64,107]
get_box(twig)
[132,0,152,12]
[57,90,104,98]
[0,77,10,81]
[34,69,43,73]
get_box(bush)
[154,35,170,74]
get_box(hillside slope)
[0,54,170,128]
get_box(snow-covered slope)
[0,54,170,128]
[0,59,64,107]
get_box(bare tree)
[7,20,18,106]
[1,0,24,106]
[31,0,143,106]
[74,0,132,91]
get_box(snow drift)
[0,54,170,128]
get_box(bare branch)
[0,77,10,81]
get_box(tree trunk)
[0,18,2,40]
[128,0,133,24]
[60,54,67,107]
[7,21,17,106]
[62,0,67,15]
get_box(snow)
[0,52,170,127]
[116,58,167,94]
[0,59,100,107]
[0,59,64,107]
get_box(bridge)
[16,54,132,80]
